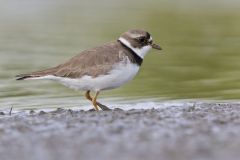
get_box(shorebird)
[16,29,162,111]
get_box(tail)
[16,67,59,80]
[16,74,41,80]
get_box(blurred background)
[0,0,239,109]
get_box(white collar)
[118,37,151,59]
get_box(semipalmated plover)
[17,29,162,110]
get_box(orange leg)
[92,91,100,111]
[85,90,111,111]
[85,90,92,101]
[85,90,99,111]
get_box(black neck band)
[118,40,143,66]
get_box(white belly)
[35,61,140,92]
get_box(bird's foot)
[96,102,111,111]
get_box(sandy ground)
[0,103,240,160]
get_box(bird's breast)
[91,59,140,90]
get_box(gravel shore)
[0,103,240,160]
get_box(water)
[0,0,240,109]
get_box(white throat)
[118,37,151,59]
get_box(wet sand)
[0,103,240,160]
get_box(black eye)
[138,37,145,43]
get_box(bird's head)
[118,29,162,59]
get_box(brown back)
[27,41,141,79]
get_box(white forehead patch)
[149,36,153,41]
[118,37,152,59]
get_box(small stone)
[113,108,124,111]
[88,109,96,112]
[29,110,35,114]
[56,108,64,112]
[68,109,74,116]
[39,111,47,115]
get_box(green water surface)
[0,0,240,108]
